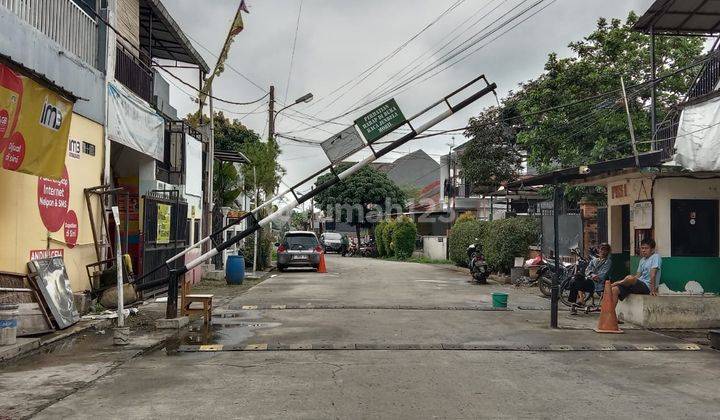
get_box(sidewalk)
[0,270,273,419]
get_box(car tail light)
[314,245,323,253]
[277,244,286,252]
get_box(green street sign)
[354,99,406,143]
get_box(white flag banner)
[107,81,164,161]
[185,134,203,197]
[674,95,720,172]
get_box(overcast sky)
[161,0,654,187]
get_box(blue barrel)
[226,255,245,285]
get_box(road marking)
[199,344,224,352]
[242,305,258,310]
[175,343,704,353]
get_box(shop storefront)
[0,62,104,292]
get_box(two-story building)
[0,0,210,293]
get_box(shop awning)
[139,0,210,72]
[633,0,720,36]
[506,151,664,188]
[215,149,251,164]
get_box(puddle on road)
[164,312,281,355]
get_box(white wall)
[423,236,447,260]
[653,177,720,257]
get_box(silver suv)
[276,231,322,271]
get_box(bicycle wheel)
[558,278,575,307]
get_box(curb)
[0,318,112,364]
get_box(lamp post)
[268,88,313,142]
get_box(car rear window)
[324,233,342,240]
[284,234,318,250]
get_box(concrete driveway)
[33,255,720,419]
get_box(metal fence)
[137,191,188,294]
[1,0,98,67]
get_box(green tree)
[460,12,703,203]
[375,220,388,257]
[213,161,242,207]
[186,111,284,197]
[314,163,407,241]
[460,106,523,190]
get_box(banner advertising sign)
[0,62,74,179]
[107,82,164,161]
[354,99,406,143]
[185,134,203,197]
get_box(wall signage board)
[321,126,365,163]
[611,184,627,199]
[354,99,406,143]
[633,200,653,229]
[29,249,64,260]
[37,165,70,232]
[68,139,81,159]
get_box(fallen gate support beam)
[164,75,497,318]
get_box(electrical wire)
[283,0,305,105]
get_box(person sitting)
[611,238,661,305]
[569,243,612,313]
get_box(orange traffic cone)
[317,251,327,273]
[594,280,623,334]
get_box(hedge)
[382,218,397,257]
[448,216,539,272]
[482,217,540,273]
[375,220,387,257]
[448,219,486,266]
[392,216,417,260]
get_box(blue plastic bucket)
[491,292,508,308]
[226,255,245,285]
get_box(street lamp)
[276,92,313,116]
[269,90,313,142]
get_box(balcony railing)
[686,52,720,103]
[115,43,154,104]
[1,0,98,67]
[653,112,680,162]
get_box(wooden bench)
[180,278,213,324]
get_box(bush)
[382,218,397,257]
[375,220,387,257]
[448,219,486,266]
[483,217,539,273]
[456,211,476,224]
[392,216,417,260]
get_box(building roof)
[139,0,210,72]
[506,151,663,188]
[633,0,720,35]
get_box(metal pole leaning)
[165,76,497,317]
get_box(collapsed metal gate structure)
[137,74,499,318]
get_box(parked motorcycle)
[359,239,378,258]
[467,239,489,284]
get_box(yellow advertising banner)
[0,62,74,179]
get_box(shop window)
[671,199,719,257]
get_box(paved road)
[33,256,720,419]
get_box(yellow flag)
[200,0,250,104]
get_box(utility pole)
[252,165,258,277]
[268,85,275,141]
[620,76,640,167]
